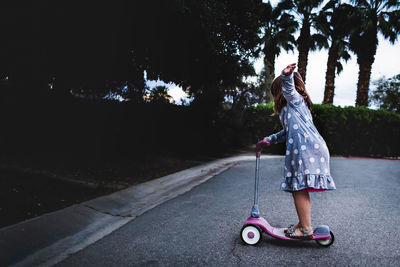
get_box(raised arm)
[281,63,303,106]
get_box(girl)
[264,63,336,239]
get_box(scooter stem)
[252,140,269,218]
[251,157,261,218]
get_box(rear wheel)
[316,231,335,247]
[241,225,262,245]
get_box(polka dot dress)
[267,71,336,192]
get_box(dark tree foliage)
[370,74,400,113]
[130,0,264,112]
[1,1,139,101]
[148,86,172,105]
[0,0,264,110]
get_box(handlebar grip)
[256,139,270,157]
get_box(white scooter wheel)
[316,231,335,247]
[241,225,262,245]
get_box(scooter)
[240,140,334,247]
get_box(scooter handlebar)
[256,139,270,157]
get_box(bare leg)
[291,190,313,236]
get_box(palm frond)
[378,9,400,43]
[381,0,400,12]
[335,61,344,74]
[350,0,370,8]
[322,0,339,11]
[310,33,329,51]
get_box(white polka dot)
[287,172,292,177]
[320,157,325,162]
[294,171,297,176]
[289,138,293,144]
[301,145,306,150]
[316,168,321,174]
[291,160,295,166]
[286,150,290,155]
[284,107,287,111]
[298,160,302,165]
[288,113,291,119]
[314,144,320,149]
[293,124,299,130]
[310,157,315,163]
[282,183,287,188]
[294,149,298,154]
[305,169,310,174]
[325,168,328,173]
[286,127,288,131]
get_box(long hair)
[270,71,312,115]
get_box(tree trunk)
[261,51,275,103]
[264,53,275,81]
[265,55,275,103]
[356,56,374,106]
[263,53,275,85]
[297,20,311,83]
[297,49,309,83]
[323,45,338,104]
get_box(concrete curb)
[0,154,282,267]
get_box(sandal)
[285,226,314,240]
[284,223,300,234]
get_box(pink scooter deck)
[244,216,331,241]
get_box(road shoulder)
[1,154,282,267]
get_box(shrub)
[2,97,398,163]
[243,104,400,157]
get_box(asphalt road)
[57,157,400,266]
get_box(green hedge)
[243,104,400,157]
[0,98,228,162]
[1,95,398,163]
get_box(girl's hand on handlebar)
[256,138,270,156]
[262,137,271,146]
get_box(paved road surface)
[57,157,400,266]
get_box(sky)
[147,0,400,107]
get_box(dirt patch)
[0,148,252,228]
[0,168,115,228]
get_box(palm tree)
[148,86,172,104]
[318,1,354,104]
[258,1,298,103]
[349,0,400,106]
[281,0,329,82]
[262,2,298,83]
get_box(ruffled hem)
[280,174,336,192]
